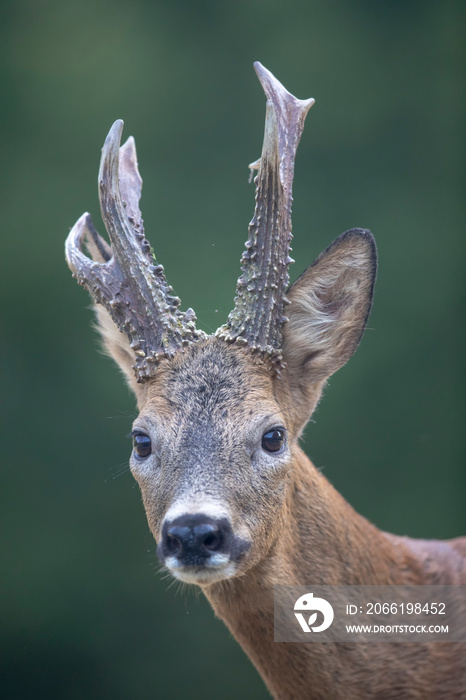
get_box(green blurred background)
[1,1,464,698]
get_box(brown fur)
[90,231,465,698]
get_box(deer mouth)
[163,556,239,585]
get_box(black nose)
[159,513,233,564]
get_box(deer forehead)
[137,339,286,438]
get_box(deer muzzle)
[157,511,250,585]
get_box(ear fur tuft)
[283,229,377,385]
[93,305,142,398]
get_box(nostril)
[203,532,219,550]
[166,533,182,555]
[161,515,233,563]
[166,525,190,556]
[194,523,222,552]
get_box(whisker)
[104,462,130,481]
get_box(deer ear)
[93,305,143,399]
[282,229,377,389]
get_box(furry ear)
[282,229,377,392]
[93,305,143,399]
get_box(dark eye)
[133,433,152,459]
[261,428,285,453]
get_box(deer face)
[66,63,376,587]
[130,340,292,584]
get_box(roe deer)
[65,63,466,699]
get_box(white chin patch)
[165,556,237,585]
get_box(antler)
[66,64,312,380]
[216,63,314,370]
[65,120,205,382]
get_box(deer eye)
[261,428,285,453]
[133,433,152,459]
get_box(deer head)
[65,63,376,586]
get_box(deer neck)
[203,448,426,700]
